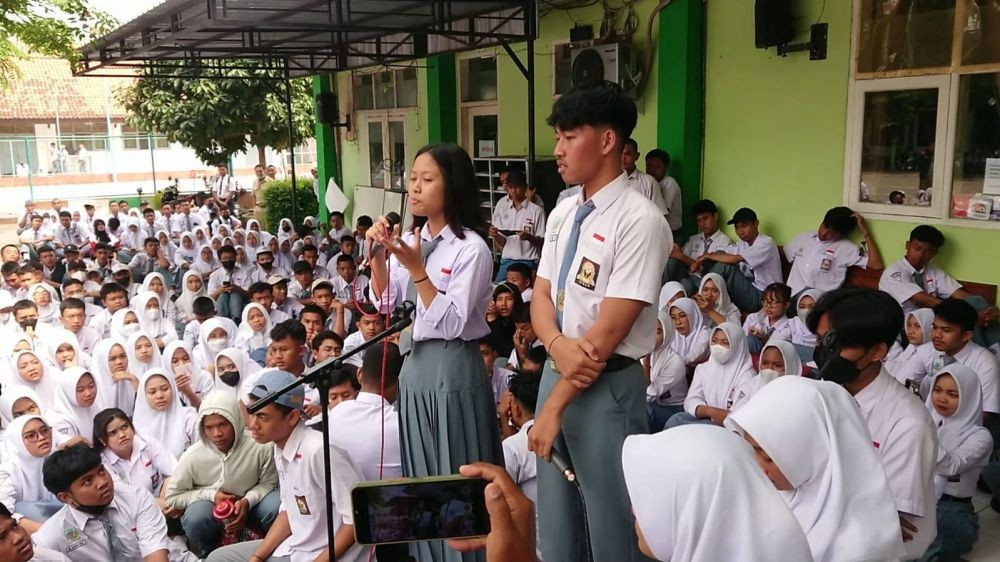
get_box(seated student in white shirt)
[340,303,384,368]
[500,371,540,506]
[644,148,683,236]
[664,199,732,295]
[0,502,69,562]
[621,139,667,215]
[506,306,541,371]
[34,444,175,562]
[207,370,367,562]
[806,288,938,560]
[924,365,993,560]
[504,262,533,304]
[742,283,791,355]
[248,282,291,326]
[693,207,782,313]
[773,289,823,365]
[488,170,546,284]
[58,297,100,356]
[329,254,368,309]
[784,206,883,295]
[644,309,687,431]
[880,225,1000,348]
[885,308,934,382]
[479,336,514,406]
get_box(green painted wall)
[702,0,1000,284]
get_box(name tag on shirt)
[64,527,88,552]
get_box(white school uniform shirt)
[784,231,868,294]
[489,365,513,404]
[658,176,683,232]
[723,233,783,291]
[502,419,537,505]
[207,266,251,293]
[773,316,817,348]
[681,229,731,261]
[880,257,963,313]
[538,173,671,360]
[742,310,789,342]
[102,434,178,496]
[53,223,85,247]
[169,212,206,235]
[520,287,532,303]
[506,340,542,370]
[331,274,369,305]
[624,168,667,214]
[33,481,172,561]
[925,367,994,499]
[894,341,1000,414]
[491,196,546,261]
[556,185,581,204]
[271,423,367,562]
[371,225,493,343]
[70,325,101,355]
[853,369,938,560]
[211,174,238,200]
[340,330,367,368]
[327,392,402,481]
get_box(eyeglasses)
[762,299,788,306]
[22,425,52,443]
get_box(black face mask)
[259,261,273,271]
[19,318,37,330]
[219,370,240,387]
[71,496,112,516]
[282,226,291,233]
[814,330,873,386]
[221,260,236,270]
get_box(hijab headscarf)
[692,322,756,411]
[699,273,741,326]
[140,273,170,308]
[132,291,171,341]
[191,244,218,275]
[9,350,55,409]
[110,308,142,341]
[658,281,686,311]
[927,364,992,496]
[175,270,206,323]
[649,309,686,405]
[275,235,295,272]
[669,297,709,364]
[49,366,102,440]
[176,232,198,262]
[0,386,42,427]
[2,414,57,503]
[907,308,935,347]
[236,303,272,352]
[622,425,813,562]
[29,283,60,325]
[196,318,236,371]
[156,230,176,260]
[125,330,162,377]
[192,225,209,245]
[727,377,905,562]
[215,346,261,395]
[278,218,294,236]
[41,328,87,370]
[132,369,194,458]
[90,338,136,415]
[759,339,804,382]
[245,230,261,261]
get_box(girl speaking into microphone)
[367,143,503,561]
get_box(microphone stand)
[248,301,415,561]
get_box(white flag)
[325,177,349,214]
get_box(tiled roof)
[0,58,133,120]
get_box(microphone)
[549,450,577,483]
[370,212,402,255]
[389,300,416,330]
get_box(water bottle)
[212,499,240,546]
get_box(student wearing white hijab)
[774,288,824,364]
[622,425,813,562]
[0,414,61,533]
[110,307,143,340]
[275,235,295,273]
[657,281,686,311]
[132,291,177,348]
[162,340,215,410]
[28,283,60,326]
[41,328,89,370]
[646,309,687,431]
[48,367,102,441]
[727,376,905,562]
[156,229,177,263]
[924,365,994,559]
[195,317,236,375]
[125,330,163,377]
[175,270,207,325]
[695,273,741,327]
[235,303,272,355]
[132,369,198,459]
[757,339,804,384]
[191,244,218,277]
[244,230,262,261]
[668,322,756,430]
[8,350,56,410]
[885,308,934,384]
[140,272,177,323]
[218,346,262,400]
[668,298,711,367]
[0,386,42,428]
[174,232,199,270]
[90,338,140,416]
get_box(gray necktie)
[97,512,129,560]
[555,201,596,327]
[912,270,927,291]
[185,215,192,232]
[398,236,441,355]
[941,354,956,368]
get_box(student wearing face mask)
[208,246,250,324]
[773,289,824,365]
[195,318,237,376]
[132,291,176,350]
[245,248,277,285]
[12,299,54,343]
[756,339,804,386]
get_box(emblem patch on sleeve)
[574,258,599,290]
[296,495,311,515]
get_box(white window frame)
[361,114,407,189]
[458,50,500,155]
[844,0,1000,230]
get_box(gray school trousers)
[204,540,290,562]
[535,360,656,562]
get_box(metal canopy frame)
[74,0,540,223]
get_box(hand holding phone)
[448,463,537,562]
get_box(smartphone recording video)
[352,475,490,545]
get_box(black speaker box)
[755,0,794,48]
[316,92,338,125]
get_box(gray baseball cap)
[248,369,304,411]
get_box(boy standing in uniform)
[529,82,669,561]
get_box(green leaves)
[260,178,319,231]
[116,61,314,165]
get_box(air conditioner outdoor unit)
[569,42,637,94]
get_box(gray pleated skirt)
[399,338,503,562]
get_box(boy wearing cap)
[691,207,782,312]
[250,281,293,325]
[207,370,367,562]
[663,199,732,295]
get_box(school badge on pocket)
[296,495,311,515]
[574,257,599,290]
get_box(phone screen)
[352,476,490,545]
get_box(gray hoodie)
[165,390,278,508]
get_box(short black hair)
[336,253,355,266]
[92,408,130,451]
[60,297,85,314]
[58,210,71,219]
[506,170,528,187]
[356,302,379,318]
[645,148,671,167]
[2,261,20,276]
[523,346,547,372]
[100,282,127,300]
[691,199,719,217]
[293,260,312,274]
[301,244,318,256]
[107,217,120,231]
[513,305,531,324]
[94,242,112,253]
[761,283,791,302]
[299,304,327,322]
[356,215,373,228]
[361,343,403,388]
[330,367,361,391]
[62,278,83,290]
[249,282,272,297]
[623,138,638,152]
[37,245,54,256]
[508,371,540,414]
[805,288,903,349]
[144,237,159,246]
[271,319,307,345]
[192,296,216,316]
[506,262,532,280]
[218,245,236,259]
[340,235,356,244]
[43,444,104,496]
[822,207,857,238]
[478,336,497,351]
[330,211,345,220]
[546,81,637,151]
[13,299,37,314]
[0,502,10,518]
[909,225,945,249]
[142,208,155,216]
[311,330,344,351]
[933,298,978,333]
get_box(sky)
[86,0,163,26]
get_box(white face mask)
[710,344,732,365]
[70,271,86,282]
[207,338,227,353]
[758,368,781,383]
[144,308,161,321]
[798,309,812,323]
[121,323,140,336]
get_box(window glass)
[950,72,1000,221]
[856,0,955,74]
[461,57,498,102]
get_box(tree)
[0,0,116,89]
[117,62,314,165]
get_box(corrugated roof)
[0,58,132,120]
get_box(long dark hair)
[92,407,131,452]
[410,143,486,240]
[93,219,110,243]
